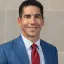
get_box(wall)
[0,0,64,64]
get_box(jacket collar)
[13,35,30,64]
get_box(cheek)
[41,21,44,26]
[39,21,44,26]
[20,20,27,26]
[21,22,27,30]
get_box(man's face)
[18,6,44,38]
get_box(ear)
[17,17,22,27]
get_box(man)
[0,0,58,64]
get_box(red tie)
[31,44,40,64]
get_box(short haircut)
[19,0,44,18]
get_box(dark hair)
[19,0,43,18]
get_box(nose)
[30,16,36,24]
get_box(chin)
[27,33,38,37]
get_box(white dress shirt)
[21,34,45,64]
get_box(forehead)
[22,6,41,14]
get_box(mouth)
[27,27,39,32]
[27,27,38,28]
[27,27,38,30]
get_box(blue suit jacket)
[0,35,58,64]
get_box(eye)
[23,14,31,18]
[35,14,42,18]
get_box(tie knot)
[31,44,37,49]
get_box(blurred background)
[0,0,64,64]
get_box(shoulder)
[40,39,57,51]
[0,36,20,50]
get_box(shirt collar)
[21,33,40,50]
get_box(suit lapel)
[40,40,52,64]
[13,35,30,64]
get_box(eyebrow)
[34,14,42,16]
[23,14,31,16]
[23,14,42,17]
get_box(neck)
[22,33,40,43]
[27,36,40,43]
